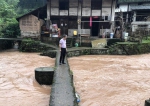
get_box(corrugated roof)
[130,5,150,10]
[118,0,150,4]
[132,21,150,25]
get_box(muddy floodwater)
[69,54,150,106]
[0,50,55,106]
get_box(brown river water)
[1,49,150,106]
[0,49,55,106]
[69,54,150,106]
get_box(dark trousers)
[59,48,66,63]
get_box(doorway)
[92,18,99,36]
[60,19,68,36]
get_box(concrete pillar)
[111,0,115,22]
[126,4,129,23]
[111,0,116,32]
[126,13,128,23]
[132,11,137,32]
[78,0,82,36]
[133,11,136,22]
[77,0,82,46]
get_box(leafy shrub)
[1,22,20,38]
[19,39,50,52]
[0,22,20,50]
[107,39,122,46]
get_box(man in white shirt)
[59,35,67,65]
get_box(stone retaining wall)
[41,48,108,58]
[67,48,108,57]
[109,42,150,55]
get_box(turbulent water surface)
[69,54,150,106]
[0,50,55,106]
[1,49,150,106]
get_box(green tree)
[0,0,46,38]
[0,0,20,37]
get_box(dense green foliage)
[0,0,19,37]
[19,39,54,52]
[107,39,122,46]
[109,40,150,55]
[0,0,46,50]
[0,0,46,37]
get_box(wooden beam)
[47,0,50,22]
[78,0,82,35]
[47,0,51,37]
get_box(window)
[59,0,69,10]
[91,0,102,10]
[138,25,148,29]
[69,20,77,29]
[52,20,59,27]
[99,22,110,29]
[105,16,108,20]
[136,16,147,21]
[138,2,143,5]
[81,17,91,29]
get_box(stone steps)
[66,38,74,48]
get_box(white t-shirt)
[59,38,66,48]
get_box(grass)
[116,37,150,44]
[117,42,137,45]
[142,39,150,43]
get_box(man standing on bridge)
[59,34,67,65]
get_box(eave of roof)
[131,5,150,10]
[118,0,150,4]
[16,5,47,21]
[131,21,150,25]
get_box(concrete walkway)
[49,51,77,106]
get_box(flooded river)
[0,50,55,106]
[1,49,150,106]
[69,54,150,106]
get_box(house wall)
[19,15,44,38]
[116,2,150,32]
[48,0,115,36]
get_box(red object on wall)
[90,17,92,27]
[93,16,98,18]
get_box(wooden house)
[17,0,116,38]
[17,5,47,39]
[116,0,150,32]
[47,0,116,37]
[18,15,44,39]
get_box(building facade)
[17,0,116,38]
[19,15,44,39]
[47,0,116,37]
[116,0,150,32]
